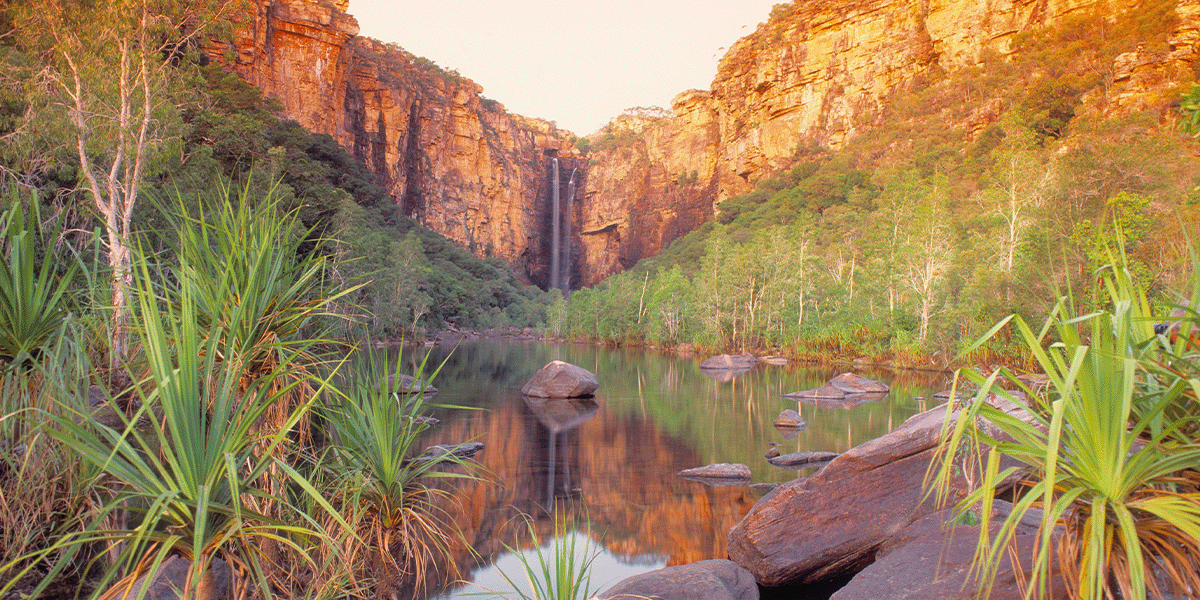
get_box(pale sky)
[347,0,783,136]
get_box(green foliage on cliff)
[559,2,1200,366]
[0,44,545,341]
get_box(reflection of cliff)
[415,392,759,595]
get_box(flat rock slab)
[829,372,889,394]
[767,450,839,469]
[783,373,889,407]
[699,354,760,370]
[831,510,1066,600]
[520,361,599,398]
[415,442,484,462]
[599,559,759,600]
[772,409,807,429]
[387,374,438,395]
[679,463,752,480]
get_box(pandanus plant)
[319,344,474,598]
[932,247,1200,600]
[0,186,352,599]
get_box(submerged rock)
[767,450,839,469]
[599,559,759,600]
[520,361,599,398]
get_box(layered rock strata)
[211,0,581,289]
[213,0,1199,287]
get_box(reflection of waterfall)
[523,396,598,510]
[549,158,561,291]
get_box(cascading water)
[563,167,577,292]
[549,158,561,291]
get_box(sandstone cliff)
[214,0,1200,290]
[212,0,584,290]
[577,0,1200,284]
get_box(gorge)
[212,0,1200,288]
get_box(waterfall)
[549,158,561,291]
[563,167,577,292]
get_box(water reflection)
[395,340,949,598]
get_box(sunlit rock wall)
[211,0,580,289]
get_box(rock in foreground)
[729,397,1036,587]
[599,559,759,600]
[520,361,599,398]
[830,509,1066,600]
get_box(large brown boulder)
[728,396,1036,588]
[830,509,1066,600]
[520,361,599,398]
[599,559,759,600]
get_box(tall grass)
[0,191,98,590]
[489,515,600,600]
[931,249,1200,600]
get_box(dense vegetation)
[0,14,551,345]
[559,2,1200,368]
[0,3,546,596]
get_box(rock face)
[699,354,760,370]
[520,361,599,398]
[212,0,1200,288]
[772,409,806,429]
[210,0,583,290]
[576,0,1200,283]
[599,559,759,600]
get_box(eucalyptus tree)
[4,0,245,367]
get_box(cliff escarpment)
[578,0,1200,283]
[211,0,583,290]
[212,0,1200,289]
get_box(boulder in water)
[520,361,599,398]
[772,409,807,429]
[699,354,759,371]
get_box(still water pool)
[399,339,951,598]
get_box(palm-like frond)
[932,249,1200,600]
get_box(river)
[396,339,951,598]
